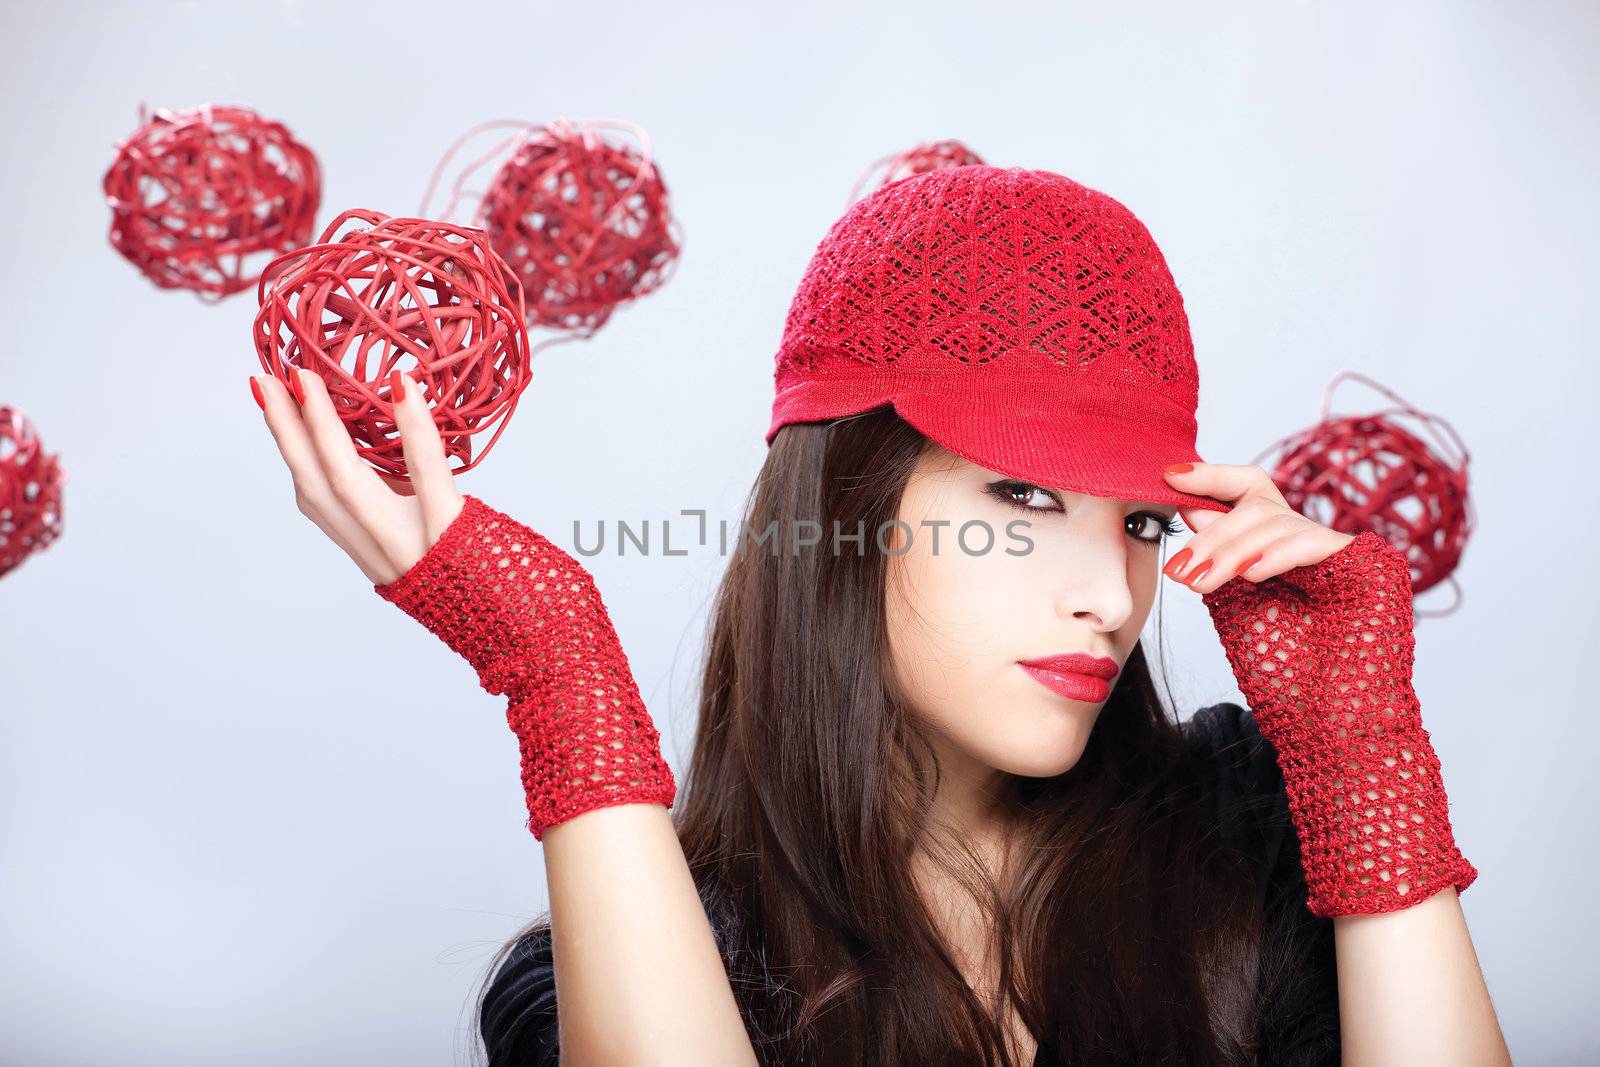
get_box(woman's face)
[884,441,1180,791]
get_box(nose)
[1055,516,1136,634]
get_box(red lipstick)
[1016,653,1119,704]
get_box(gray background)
[3,1,1593,1062]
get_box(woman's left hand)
[1157,462,1356,593]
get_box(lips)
[1017,653,1119,679]
[1016,653,1119,704]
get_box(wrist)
[507,665,677,839]
[1269,721,1478,916]
[374,494,590,697]
[373,493,677,839]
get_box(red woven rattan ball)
[848,139,987,202]
[253,208,531,480]
[1259,372,1472,603]
[0,406,65,580]
[103,103,321,300]
[472,118,680,337]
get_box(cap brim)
[890,390,1234,514]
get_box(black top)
[479,702,1341,1065]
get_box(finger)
[298,493,392,585]
[1177,505,1227,536]
[295,366,433,573]
[1180,519,1348,595]
[1178,513,1305,594]
[388,368,464,537]
[377,473,417,498]
[294,367,395,530]
[255,372,392,574]
[1163,462,1286,511]
[1163,505,1300,590]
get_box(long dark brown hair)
[474,404,1288,1065]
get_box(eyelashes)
[981,479,1181,546]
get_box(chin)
[980,715,1095,779]
[1002,747,1089,779]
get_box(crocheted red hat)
[768,164,1231,513]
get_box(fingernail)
[1165,463,1194,475]
[249,376,265,411]
[1237,552,1264,578]
[1183,558,1213,585]
[288,369,305,405]
[389,368,405,403]
[1163,546,1194,578]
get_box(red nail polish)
[1184,558,1213,585]
[389,368,405,402]
[1165,462,1193,475]
[249,376,265,411]
[1163,546,1193,577]
[287,369,304,405]
[1237,552,1264,578]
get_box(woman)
[248,166,1509,1065]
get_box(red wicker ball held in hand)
[103,103,321,300]
[253,208,532,480]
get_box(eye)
[1128,512,1185,546]
[983,479,1062,512]
[984,480,1183,546]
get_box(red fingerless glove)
[1201,530,1478,917]
[373,494,676,840]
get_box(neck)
[921,728,1015,847]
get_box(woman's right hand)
[255,363,677,841]
[250,366,463,587]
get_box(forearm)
[1201,532,1478,915]
[544,804,758,1067]
[1198,530,1508,1058]
[372,494,756,1062]
[1333,888,1510,1065]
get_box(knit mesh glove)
[373,494,676,840]
[1200,530,1478,917]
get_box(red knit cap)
[768,164,1232,513]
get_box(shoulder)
[1179,700,1311,909]
[1182,699,1275,770]
[480,921,559,1067]
[1180,701,1288,848]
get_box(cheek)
[887,535,1021,671]
[883,536,1163,776]
[1128,553,1160,619]
[885,537,1045,734]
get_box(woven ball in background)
[848,138,987,203]
[477,118,681,337]
[103,103,321,300]
[253,208,532,481]
[0,406,65,580]
[1262,373,1472,600]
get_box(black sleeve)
[1184,702,1342,1067]
[480,923,560,1067]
